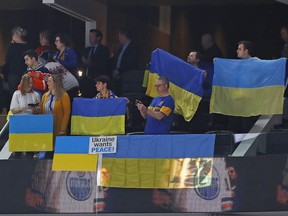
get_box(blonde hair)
[20,74,33,95]
[49,74,65,99]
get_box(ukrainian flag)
[147,49,204,121]
[52,136,98,171]
[9,114,53,152]
[102,134,215,189]
[210,58,286,116]
[71,98,127,135]
[52,134,215,188]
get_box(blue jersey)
[144,95,175,134]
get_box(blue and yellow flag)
[52,136,98,171]
[210,58,286,116]
[71,98,127,135]
[147,49,204,121]
[102,134,215,189]
[52,134,215,188]
[9,114,53,152]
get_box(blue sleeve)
[58,48,78,68]
[160,96,175,116]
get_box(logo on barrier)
[66,171,93,201]
[195,166,220,200]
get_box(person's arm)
[147,108,165,120]
[59,92,71,135]
[147,96,174,121]
[11,106,30,114]
[39,94,46,114]
[136,103,148,119]
[31,93,41,114]
[10,91,29,114]
[59,48,78,68]
[136,102,165,120]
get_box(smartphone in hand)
[28,103,39,108]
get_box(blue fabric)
[54,47,78,74]
[144,95,175,134]
[54,134,215,158]
[72,97,127,117]
[55,136,90,153]
[9,114,53,133]
[213,58,286,88]
[150,49,204,97]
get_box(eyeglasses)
[154,83,165,88]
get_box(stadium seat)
[266,129,288,154]
[206,130,235,156]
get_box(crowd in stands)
[0,24,288,159]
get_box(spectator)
[200,33,223,63]
[10,73,40,159]
[136,76,174,134]
[36,30,56,63]
[227,40,260,133]
[54,33,78,76]
[236,40,259,59]
[45,61,79,104]
[39,75,71,137]
[81,29,110,98]
[112,29,139,95]
[187,50,212,132]
[187,50,212,96]
[24,49,50,73]
[94,75,117,99]
[280,25,288,58]
[10,74,40,115]
[22,49,50,96]
[3,26,31,96]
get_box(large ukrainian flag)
[101,134,215,189]
[147,49,204,121]
[52,134,215,188]
[210,58,286,116]
[9,114,53,152]
[71,98,127,135]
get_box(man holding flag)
[136,76,174,134]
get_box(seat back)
[266,129,288,155]
[206,130,235,156]
[121,69,146,95]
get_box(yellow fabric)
[160,106,172,116]
[6,111,13,121]
[9,133,53,151]
[71,115,125,135]
[210,85,284,116]
[145,72,202,121]
[52,154,98,171]
[40,92,71,136]
[169,82,202,121]
[145,72,159,98]
[101,158,213,189]
[142,69,150,88]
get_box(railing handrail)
[0,120,9,139]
